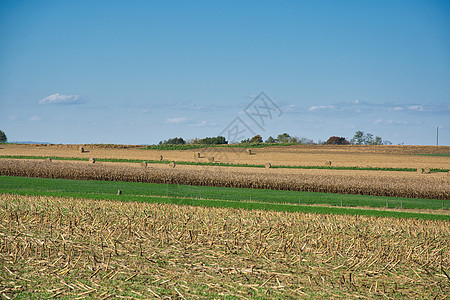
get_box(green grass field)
[416,153,450,156]
[2,155,449,172]
[1,176,448,220]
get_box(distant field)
[2,154,449,172]
[1,143,450,169]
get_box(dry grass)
[0,193,448,299]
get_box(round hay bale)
[246,149,252,155]
[159,155,163,161]
[423,168,431,174]
[325,161,332,166]
[194,152,201,159]
[141,161,148,168]
[79,146,84,153]
[169,161,176,168]
[417,168,424,174]
[265,163,271,169]
[89,158,96,164]
[208,156,215,162]
[117,190,122,195]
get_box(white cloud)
[407,105,424,111]
[189,121,207,127]
[39,93,80,104]
[308,105,336,111]
[30,116,42,122]
[373,119,419,126]
[391,106,405,111]
[165,117,187,124]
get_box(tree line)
[158,131,391,146]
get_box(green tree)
[199,136,228,145]
[351,131,365,145]
[0,130,7,143]
[161,137,186,145]
[265,136,276,143]
[249,135,263,144]
[277,133,291,143]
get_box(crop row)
[1,159,449,199]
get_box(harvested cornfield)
[2,144,449,169]
[0,193,448,299]
[1,159,449,199]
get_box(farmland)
[1,194,449,299]
[0,143,449,298]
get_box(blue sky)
[1,0,449,145]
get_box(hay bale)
[417,168,424,174]
[79,146,84,153]
[265,163,271,169]
[325,161,332,166]
[194,152,201,159]
[141,161,148,168]
[89,158,96,164]
[159,155,163,161]
[423,168,431,174]
[208,156,215,162]
[246,149,252,155]
[117,190,122,195]
[46,158,52,162]
[169,161,176,168]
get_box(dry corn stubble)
[0,193,448,299]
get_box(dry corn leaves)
[1,159,449,199]
[1,194,449,299]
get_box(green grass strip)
[416,153,450,157]
[1,155,449,172]
[1,176,449,220]
[2,189,449,221]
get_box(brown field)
[1,194,449,299]
[1,143,450,169]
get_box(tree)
[277,133,291,143]
[0,130,7,143]
[326,136,350,145]
[265,136,276,143]
[351,131,364,145]
[249,135,263,144]
[162,137,186,145]
[351,131,388,145]
[199,136,228,145]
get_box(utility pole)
[436,126,439,146]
